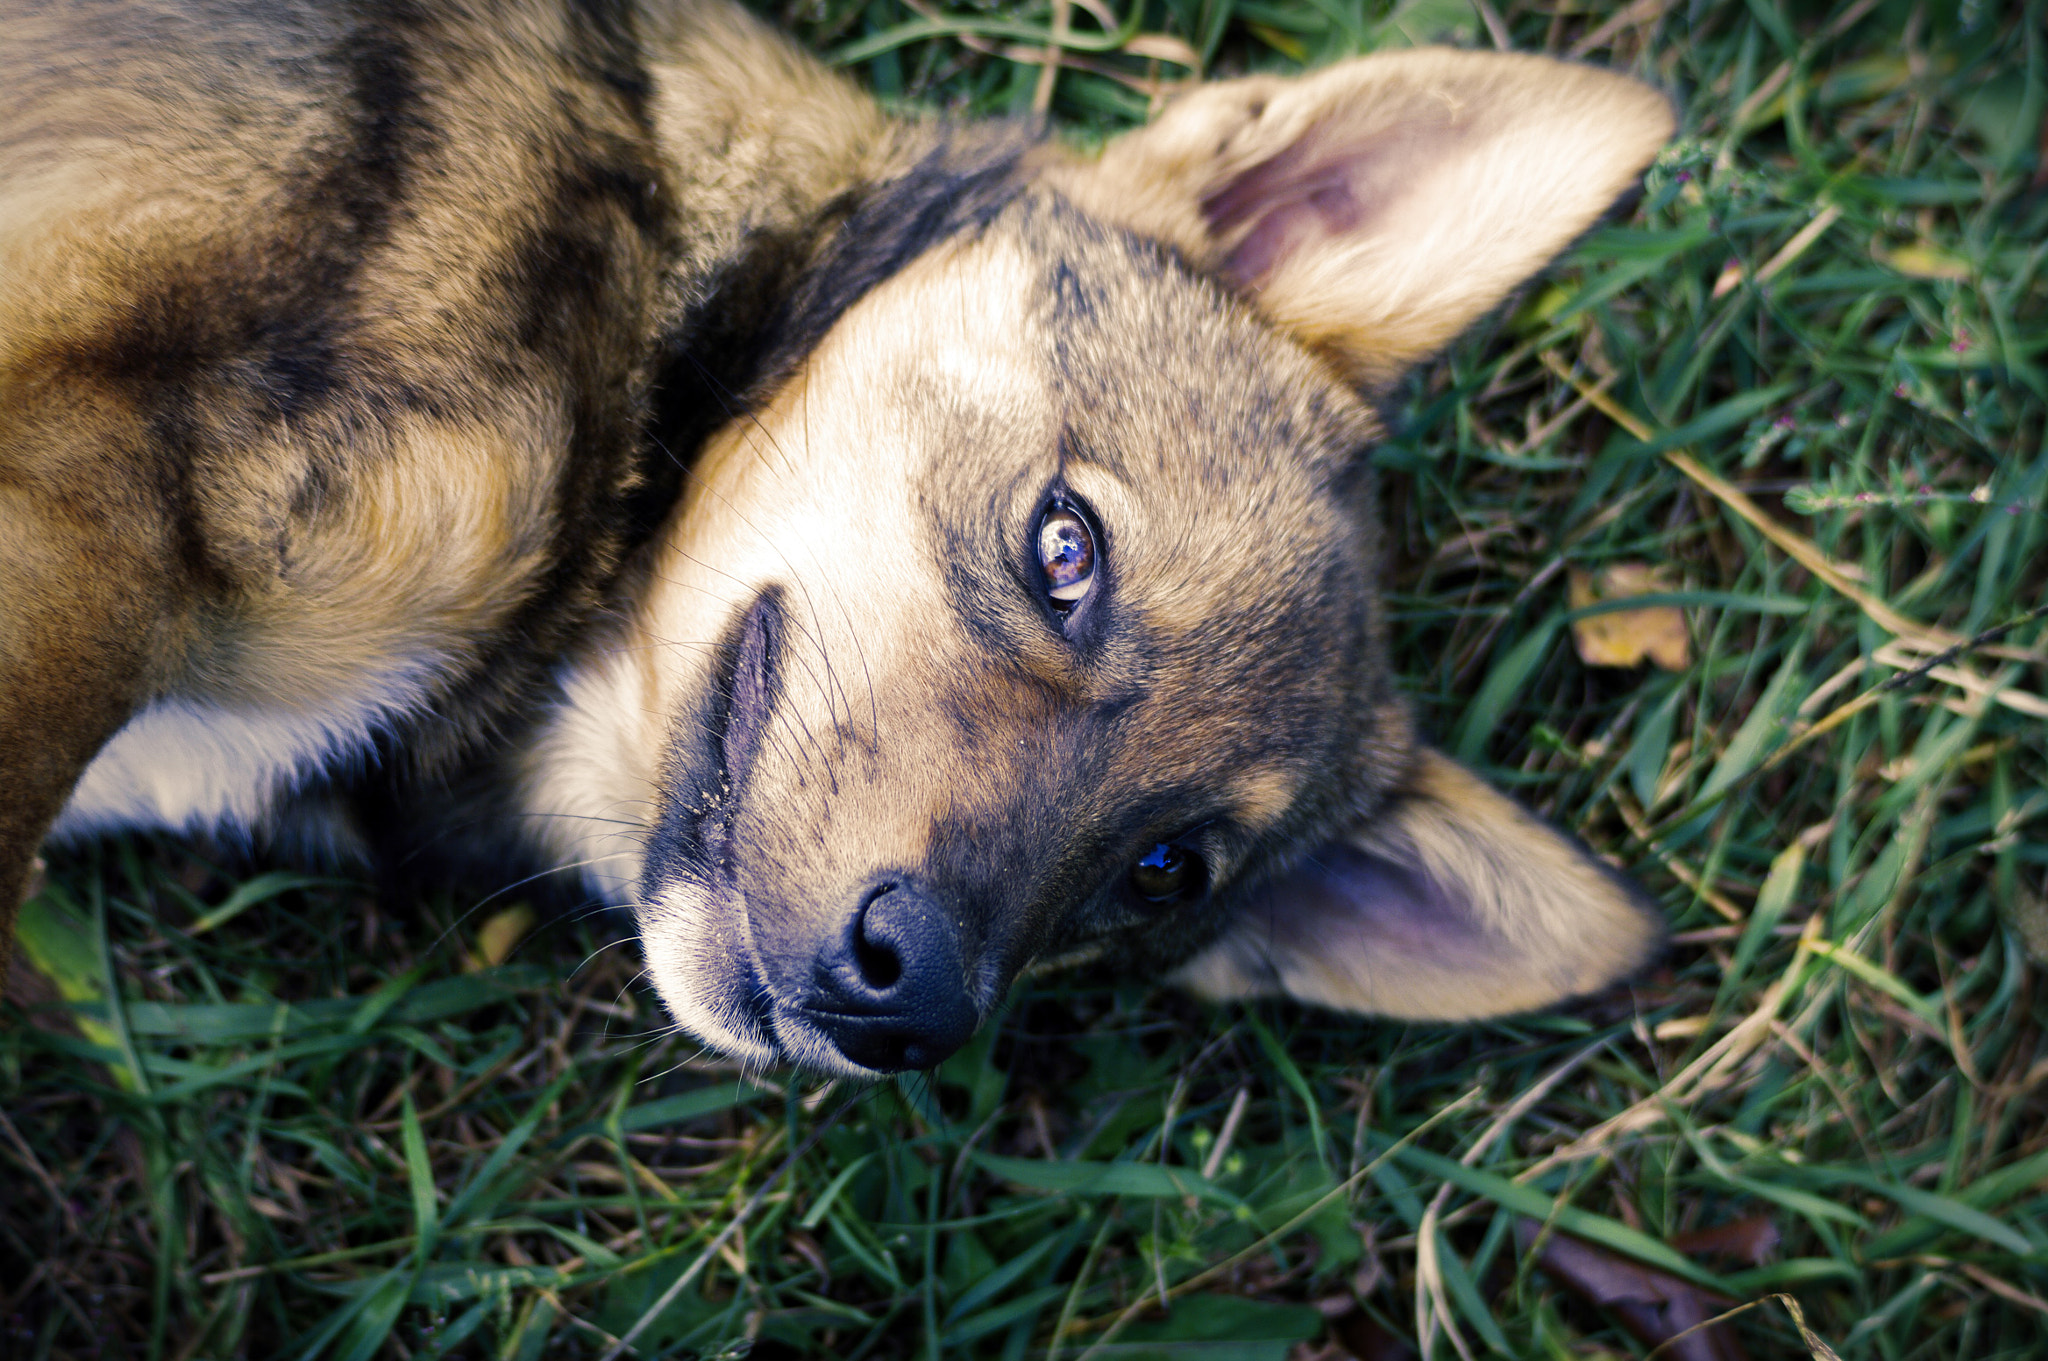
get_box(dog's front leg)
[0,487,169,986]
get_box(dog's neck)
[630,3,1036,505]
[629,4,918,503]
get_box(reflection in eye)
[1130,842,1205,904]
[1037,507,1095,606]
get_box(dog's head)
[538,44,1675,1074]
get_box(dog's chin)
[637,879,897,1079]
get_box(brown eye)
[1130,842,1206,905]
[1036,506,1095,607]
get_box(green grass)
[6,0,2047,1357]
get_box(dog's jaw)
[636,879,784,1069]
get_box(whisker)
[417,853,627,961]
[665,437,850,795]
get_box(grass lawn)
[6,0,2047,1356]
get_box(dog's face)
[535,45,1676,1075]
[627,217,1399,1072]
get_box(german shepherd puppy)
[2,0,1674,1075]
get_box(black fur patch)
[760,126,1036,383]
[643,124,1036,479]
[43,1,447,592]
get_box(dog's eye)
[1129,842,1206,905]
[1036,507,1095,608]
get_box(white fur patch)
[50,682,423,843]
[517,647,664,906]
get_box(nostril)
[809,879,981,1072]
[852,926,902,990]
[852,890,904,991]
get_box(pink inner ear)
[1199,119,1451,290]
[1254,842,1515,972]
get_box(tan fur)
[642,0,902,293]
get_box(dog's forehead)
[868,206,1380,560]
[800,196,1377,475]
[1020,203,1381,463]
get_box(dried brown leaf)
[1570,563,1690,670]
[1670,1214,1781,1267]
[467,902,537,971]
[1517,1220,1747,1361]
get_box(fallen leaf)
[1570,563,1691,670]
[1517,1219,1748,1361]
[1671,1214,1781,1267]
[467,902,537,971]
[1876,243,1971,281]
[2000,880,2048,966]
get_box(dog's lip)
[791,1001,908,1023]
[665,589,804,1066]
[736,963,780,1045]
[714,589,782,795]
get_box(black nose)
[805,882,980,1072]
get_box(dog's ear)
[1047,50,1673,387]
[1173,750,1660,1019]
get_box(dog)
[2,0,1674,1076]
